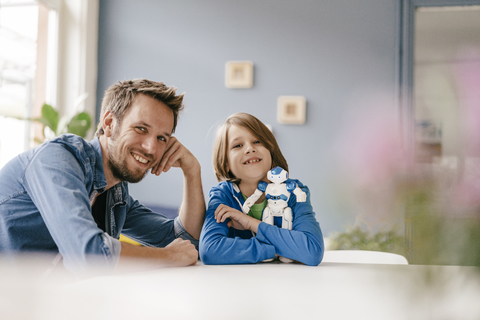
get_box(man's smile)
[131,152,151,165]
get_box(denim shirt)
[0,134,196,274]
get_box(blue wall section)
[97,0,399,236]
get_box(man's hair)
[95,79,185,137]
[212,112,288,184]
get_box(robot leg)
[262,207,274,226]
[261,207,275,262]
[282,207,293,230]
[279,207,294,263]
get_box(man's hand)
[117,238,198,272]
[215,204,260,233]
[163,238,198,267]
[151,137,199,177]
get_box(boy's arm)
[199,188,276,265]
[216,204,261,233]
[255,183,324,266]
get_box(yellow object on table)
[119,234,142,246]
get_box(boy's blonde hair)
[213,113,288,184]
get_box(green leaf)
[67,112,91,138]
[34,104,59,135]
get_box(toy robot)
[242,166,306,262]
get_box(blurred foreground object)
[2,258,480,320]
[333,51,480,266]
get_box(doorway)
[401,0,480,265]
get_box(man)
[0,79,205,274]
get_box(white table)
[2,258,480,320]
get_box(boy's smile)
[226,125,272,186]
[243,157,261,164]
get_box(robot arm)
[242,188,264,214]
[286,180,307,203]
[293,186,307,202]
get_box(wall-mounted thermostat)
[225,61,253,88]
[277,96,306,124]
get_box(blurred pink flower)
[450,48,480,210]
[335,93,408,189]
[453,48,480,157]
[452,174,480,211]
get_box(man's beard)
[108,155,148,183]
[108,135,149,184]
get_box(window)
[0,0,58,167]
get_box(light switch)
[225,61,253,88]
[277,96,306,124]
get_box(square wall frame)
[225,61,254,88]
[277,96,306,124]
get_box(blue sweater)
[199,180,324,266]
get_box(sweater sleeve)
[255,181,324,266]
[122,196,199,250]
[23,143,121,274]
[199,185,276,265]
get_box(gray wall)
[96,0,400,236]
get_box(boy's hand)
[215,204,260,233]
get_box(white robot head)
[267,166,288,184]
